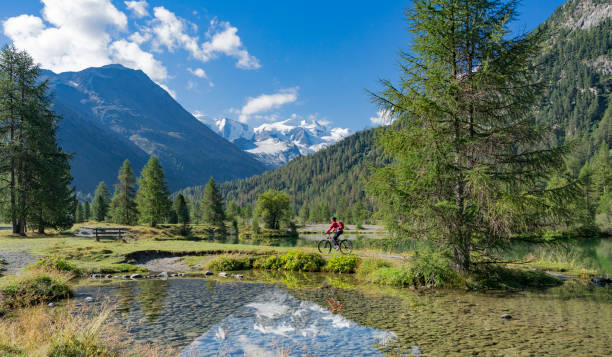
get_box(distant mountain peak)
[554,0,612,31]
[198,115,352,167]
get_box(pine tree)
[368,0,576,272]
[92,181,110,222]
[136,156,171,227]
[200,177,225,233]
[75,202,84,223]
[83,201,91,221]
[174,193,190,225]
[226,200,239,220]
[0,45,74,235]
[110,160,138,225]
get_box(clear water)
[75,273,612,356]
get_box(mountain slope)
[179,128,383,219]
[44,64,266,192]
[535,0,611,171]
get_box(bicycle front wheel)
[318,240,332,254]
[339,240,353,255]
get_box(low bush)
[325,255,361,273]
[31,256,82,275]
[207,255,255,271]
[254,251,326,272]
[0,272,72,311]
[356,258,392,279]
[365,250,457,288]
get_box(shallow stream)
[75,272,612,356]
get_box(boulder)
[204,271,213,276]
[130,273,143,279]
[501,314,512,320]
[84,296,94,303]
[218,272,228,277]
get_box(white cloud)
[145,7,260,69]
[370,110,395,126]
[124,1,149,18]
[109,39,167,81]
[2,0,167,84]
[202,20,260,69]
[188,67,207,78]
[3,0,127,73]
[239,88,298,123]
[156,82,177,99]
[188,67,214,87]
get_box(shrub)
[253,255,284,270]
[365,250,457,288]
[32,256,82,275]
[407,249,456,287]
[207,255,255,271]
[325,255,361,273]
[278,251,326,272]
[254,251,326,272]
[0,273,72,310]
[356,258,392,279]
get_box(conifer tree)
[200,177,225,233]
[174,194,190,225]
[0,45,74,235]
[110,160,138,225]
[368,0,576,272]
[136,156,171,227]
[92,181,110,222]
[226,200,240,220]
[75,202,84,223]
[83,201,91,221]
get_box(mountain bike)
[317,233,352,255]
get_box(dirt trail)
[0,249,36,275]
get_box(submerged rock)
[591,276,612,286]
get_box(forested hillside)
[535,0,611,171]
[179,128,383,222]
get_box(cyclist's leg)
[332,231,340,244]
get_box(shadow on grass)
[467,265,563,291]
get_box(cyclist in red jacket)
[325,216,344,247]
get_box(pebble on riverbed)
[501,314,512,319]
[84,297,94,303]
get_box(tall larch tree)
[110,160,138,225]
[136,156,171,227]
[92,181,110,222]
[200,177,226,233]
[367,0,576,272]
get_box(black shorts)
[333,230,343,240]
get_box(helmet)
[331,216,337,221]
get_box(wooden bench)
[76,227,128,241]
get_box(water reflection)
[180,289,397,356]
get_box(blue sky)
[0,0,566,131]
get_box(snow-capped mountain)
[196,115,351,167]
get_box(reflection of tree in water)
[137,280,169,322]
[116,283,136,316]
[206,279,216,293]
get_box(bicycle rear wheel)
[318,240,332,254]
[339,240,353,255]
